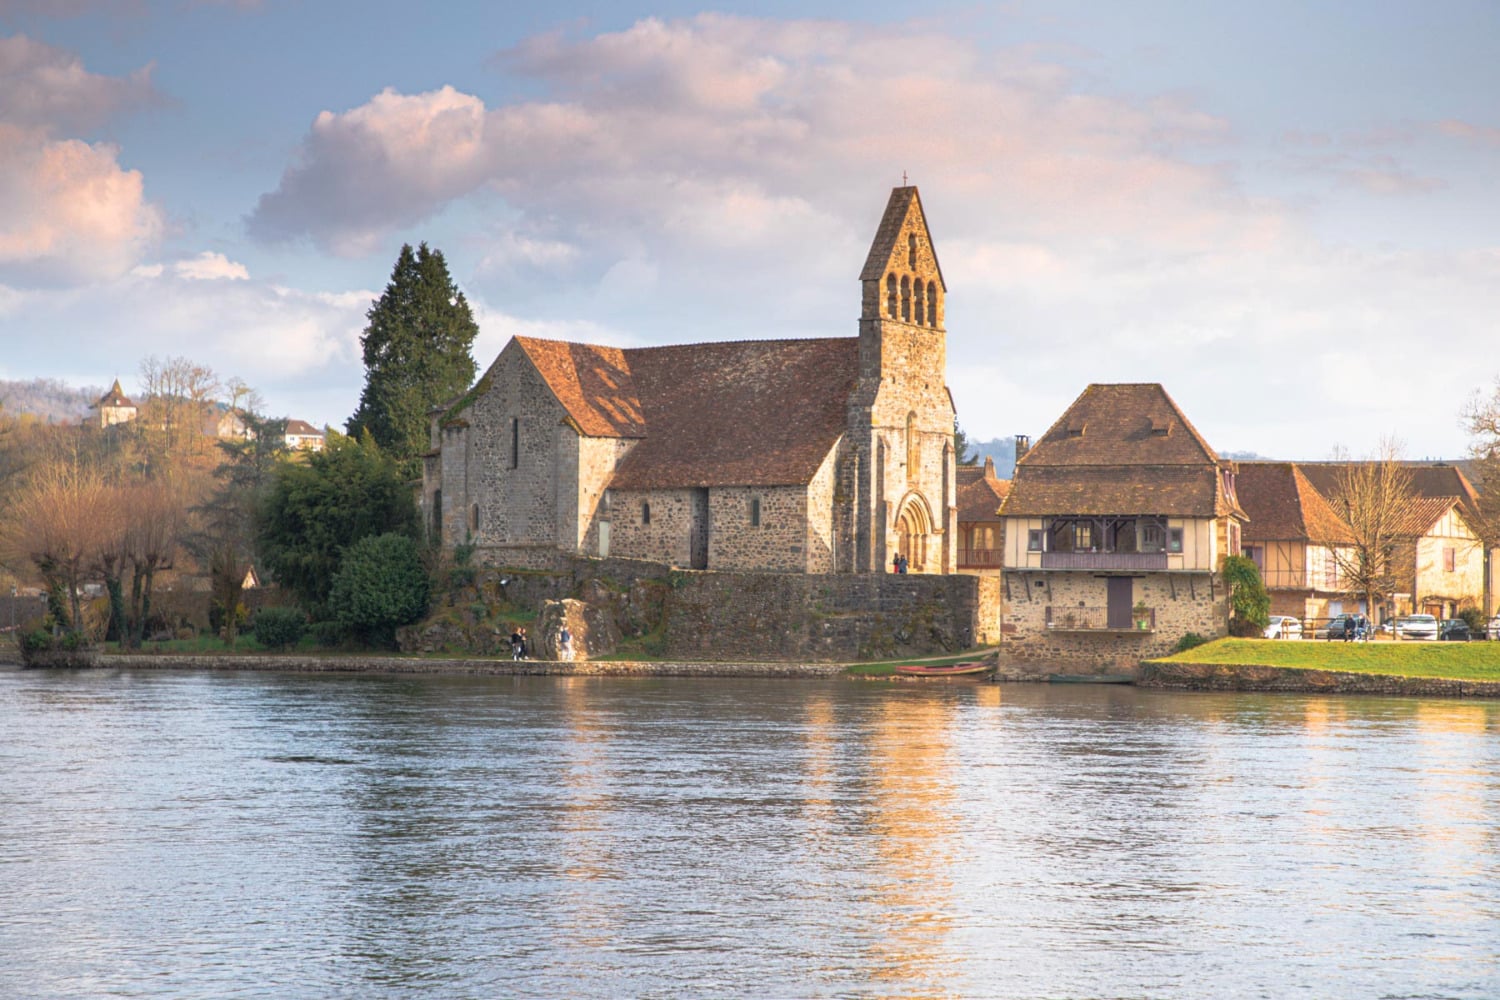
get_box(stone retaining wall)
[1140,660,1500,699]
[98,653,846,679]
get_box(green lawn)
[1155,637,1500,682]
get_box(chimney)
[1015,434,1031,458]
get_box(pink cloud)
[1437,119,1500,146]
[248,14,1248,261]
[0,34,159,130]
[0,124,163,285]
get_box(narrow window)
[906,411,919,481]
[886,274,898,318]
[1027,529,1043,552]
[1073,521,1094,551]
[1444,546,1456,572]
[510,417,519,469]
[907,233,918,269]
[751,497,761,527]
[469,503,480,533]
[1229,522,1240,555]
[642,501,651,525]
[900,276,911,321]
[927,281,939,325]
[913,281,926,326]
[1168,527,1184,553]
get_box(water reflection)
[2,669,1500,998]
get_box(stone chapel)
[422,185,958,574]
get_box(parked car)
[1438,619,1473,641]
[1489,616,1500,641]
[1396,614,1439,640]
[1263,615,1303,640]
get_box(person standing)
[558,625,573,661]
[509,627,523,661]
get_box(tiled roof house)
[424,187,959,575]
[998,383,1246,666]
[1249,461,1489,621]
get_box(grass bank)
[1155,638,1500,682]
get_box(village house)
[283,419,326,452]
[90,379,137,428]
[956,456,1008,576]
[423,186,958,575]
[998,383,1247,666]
[1235,462,1355,621]
[1297,463,1488,621]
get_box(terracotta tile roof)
[609,338,858,489]
[1236,462,1354,544]
[957,458,1009,522]
[285,419,322,436]
[1297,461,1480,531]
[496,335,857,489]
[1000,464,1227,517]
[515,337,647,437]
[859,186,946,291]
[1002,383,1242,519]
[1018,383,1219,468]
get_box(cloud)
[248,14,1240,260]
[173,250,249,281]
[0,124,164,285]
[244,14,1498,456]
[1437,119,1500,147]
[0,34,159,130]
[248,85,494,256]
[0,35,164,286]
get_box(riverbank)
[78,653,848,678]
[1142,638,1500,698]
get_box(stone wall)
[1003,570,1226,667]
[402,557,999,663]
[659,569,995,662]
[1140,660,1500,699]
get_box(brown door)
[1107,577,1133,629]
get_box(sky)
[1,0,1497,459]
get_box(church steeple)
[859,186,946,329]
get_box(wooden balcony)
[1046,606,1156,633]
[1040,552,1168,571]
[959,547,1003,568]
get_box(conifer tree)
[347,243,478,474]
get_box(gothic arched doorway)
[894,493,934,572]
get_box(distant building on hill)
[90,379,138,428]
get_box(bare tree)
[1328,438,1415,621]
[121,480,184,647]
[0,460,118,637]
[137,355,222,474]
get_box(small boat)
[895,661,996,677]
[1047,673,1135,685]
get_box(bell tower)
[842,186,956,573]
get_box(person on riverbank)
[510,628,524,660]
[518,627,529,659]
[558,625,572,661]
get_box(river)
[2,667,1497,998]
